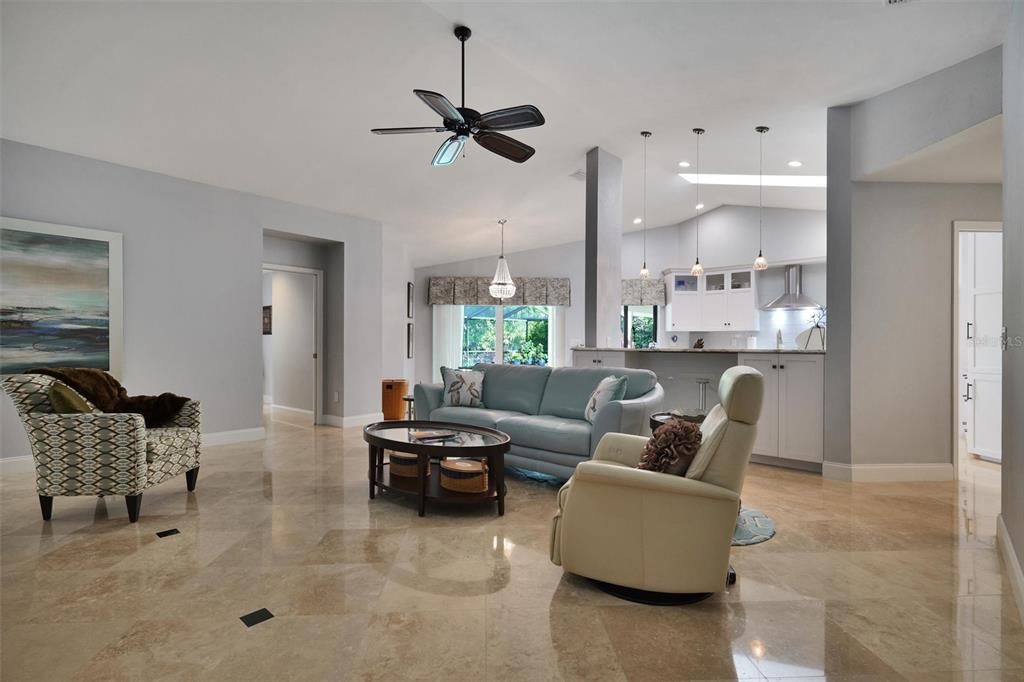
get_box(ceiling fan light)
[753,251,769,271]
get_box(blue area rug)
[732,508,776,546]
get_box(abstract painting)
[0,218,123,375]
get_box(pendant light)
[753,126,770,271]
[489,218,516,299]
[639,131,652,280]
[689,128,705,277]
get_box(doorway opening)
[953,221,1003,475]
[262,263,324,427]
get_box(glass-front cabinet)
[664,268,760,333]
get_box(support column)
[584,147,623,348]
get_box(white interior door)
[963,231,1002,462]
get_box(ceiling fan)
[370,25,545,166]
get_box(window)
[436,305,560,370]
[461,306,497,366]
[622,305,657,348]
[502,306,550,365]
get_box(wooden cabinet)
[739,353,823,464]
[665,269,760,332]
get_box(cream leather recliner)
[550,365,764,597]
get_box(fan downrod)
[454,25,472,42]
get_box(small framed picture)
[406,323,414,359]
[407,282,414,319]
[262,306,272,335]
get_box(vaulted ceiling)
[1,1,1010,265]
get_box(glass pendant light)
[489,219,516,299]
[752,126,770,271]
[690,128,705,277]
[639,131,652,280]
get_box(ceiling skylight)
[678,173,826,188]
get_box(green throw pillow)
[48,383,92,414]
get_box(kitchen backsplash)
[657,308,822,350]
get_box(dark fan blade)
[371,126,446,135]
[475,105,545,131]
[473,131,535,163]
[414,90,464,123]
[432,135,467,166]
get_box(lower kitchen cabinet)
[572,350,627,368]
[739,353,824,464]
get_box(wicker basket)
[439,458,489,493]
[389,451,426,477]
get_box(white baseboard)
[263,394,272,405]
[202,427,266,446]
[0,455,34,474]
[822,461,955,482]
[270,404,314,417]
[320,412,383,429]
[997,515,1024,621]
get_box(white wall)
[1,139,387,459]
[269,271,316,413]
[413,205,826,383]
[850,183,1002,467]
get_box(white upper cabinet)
[665,268,760,332]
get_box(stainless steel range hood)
[762,264,822,310]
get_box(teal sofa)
[414,364,663,479]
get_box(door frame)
[263,263,325,425]
[951,221,1002,474]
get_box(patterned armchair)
[1,373,201,522]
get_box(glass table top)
[367,425,507,448]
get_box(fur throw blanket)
[637,418,703,476]
[28,367,190,428]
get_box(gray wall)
[1,139,386,459]
[262,233,347,418]
[850,47,1003,179]
[1001,2,1024,578]
[826,46,1005,472]
[850,183,1002,466]
[413,205,827,384]
[268,270,316,412]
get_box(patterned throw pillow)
[441,367,486,408]
[584,375,627,423]
[637,419,703,475]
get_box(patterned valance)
[428,276,571,306]
[622,278,666,306]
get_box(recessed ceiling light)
[633,217,642,224]
[695,203,705,210]
[678,173,826,188]
[788,160,803,168]
[678,161,691,168]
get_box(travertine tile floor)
[1,416,1021,681]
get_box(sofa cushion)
[496,415,591,457]
[430,406,525,430]
[441,367,486,408]
[472,364,552,415]
[539,367,657,421]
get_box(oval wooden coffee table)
[363,420,511,517]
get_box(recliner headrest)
[719,365,764,425]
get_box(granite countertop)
[573,346,826,355]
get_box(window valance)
[621,278,666,306]
[428,277,571,306]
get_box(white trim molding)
[270,404,314,418]
[822,461,955,482]
[202,427,266,447]
[998,515,1024,621]
[321,412,384,429]
[0,456,34,474]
